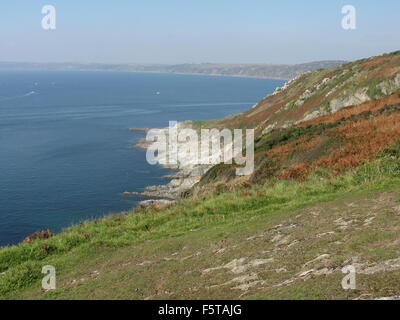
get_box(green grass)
[287,101,297,110]
[366,80,385,99]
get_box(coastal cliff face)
[128,121,214,203]
[128,51,400,203]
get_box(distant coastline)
[0,68,290,81]
[0,60,347,81]
[129,70,291,81]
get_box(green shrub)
[367,80,384,99]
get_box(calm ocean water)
[0,71,284,246]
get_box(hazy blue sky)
[0,0,399,64]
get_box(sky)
[0,0,399,64]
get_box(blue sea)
[0,71,284,246]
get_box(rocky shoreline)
[125,121,213,208]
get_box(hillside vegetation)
[208,51,400,132]
[194,51,400,195]
[0,51,399,300]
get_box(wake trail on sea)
[0,91,38,102]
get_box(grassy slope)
[0,153,399,299]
